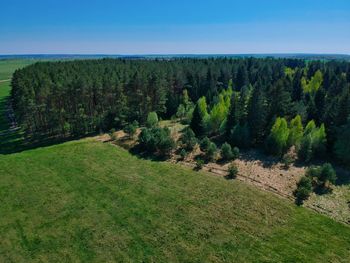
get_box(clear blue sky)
[1,0,349,54]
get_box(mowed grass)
[0,140,350,262]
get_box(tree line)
[11,57,350,164]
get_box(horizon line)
[1,52,350,56]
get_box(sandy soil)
[96,127,350,225]
[170,145,304,201]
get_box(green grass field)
[0,60,35,80]
[0,140,350,262]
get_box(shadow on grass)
[334,167,350,186]
[238,148,280,168]
[0,126,98,155]
[128,144,171,162]
[224,175,236,180]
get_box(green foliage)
[176,89,194,124]
[208,99,227,134]
[225,92,240,135]
[206,142,217,161]
[302,70,323,94]
[232,147,240,160]
[139,127,175,157]
[195,158,204,170]
[190,97,209,136]
[306,163,337,191]
[282,152,294,169]
[179,149,187,160]
[9,57,349,164]
[304,120,316,135]
[265,117,290,156]
[284,67,295,77]
[109,128,117,141]
[298,134,314,163]
[228,163,239,179]
[207,88,232,134]
[229,123,250,148]
[294,176,313,205]
[176,104,186,120]
[221,142,234,161]
[221,142,239,162]
[247,86,268,144]
[334,118,350,165]
[268,78,293,119]
[197,96,209,117]
[199,137,211,152]
[288,115,304,147]
[298,121,327,162]
[180,127,197,151]
[313,124,327,157]
[317,163,337,185]
[124,120,139,138]
[146,112,159,128]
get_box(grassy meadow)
[0,140,350,262]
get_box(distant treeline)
[11,58,350,162]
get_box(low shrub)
[109,128,117,141]
[228,163,238,179]
[179,149,187,160]
[294,176,313,205]
[206,142,217,161]
[221,142,233,161]
[306,163,337,192]
[124,120,139,138]
[195,159,204,170]
[180,127,197,151]
[200,137,211,152]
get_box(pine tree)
[230,123,250,148]
[247,86,268,144]
[225,92,240,136]
[236,66,248,89]
[334,117,350,165]
[267,78,292,119]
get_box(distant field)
[0,59,35,80]
[0,140,350,262]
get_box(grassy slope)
[0,140,350,262]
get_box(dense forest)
[11,58,350,164]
